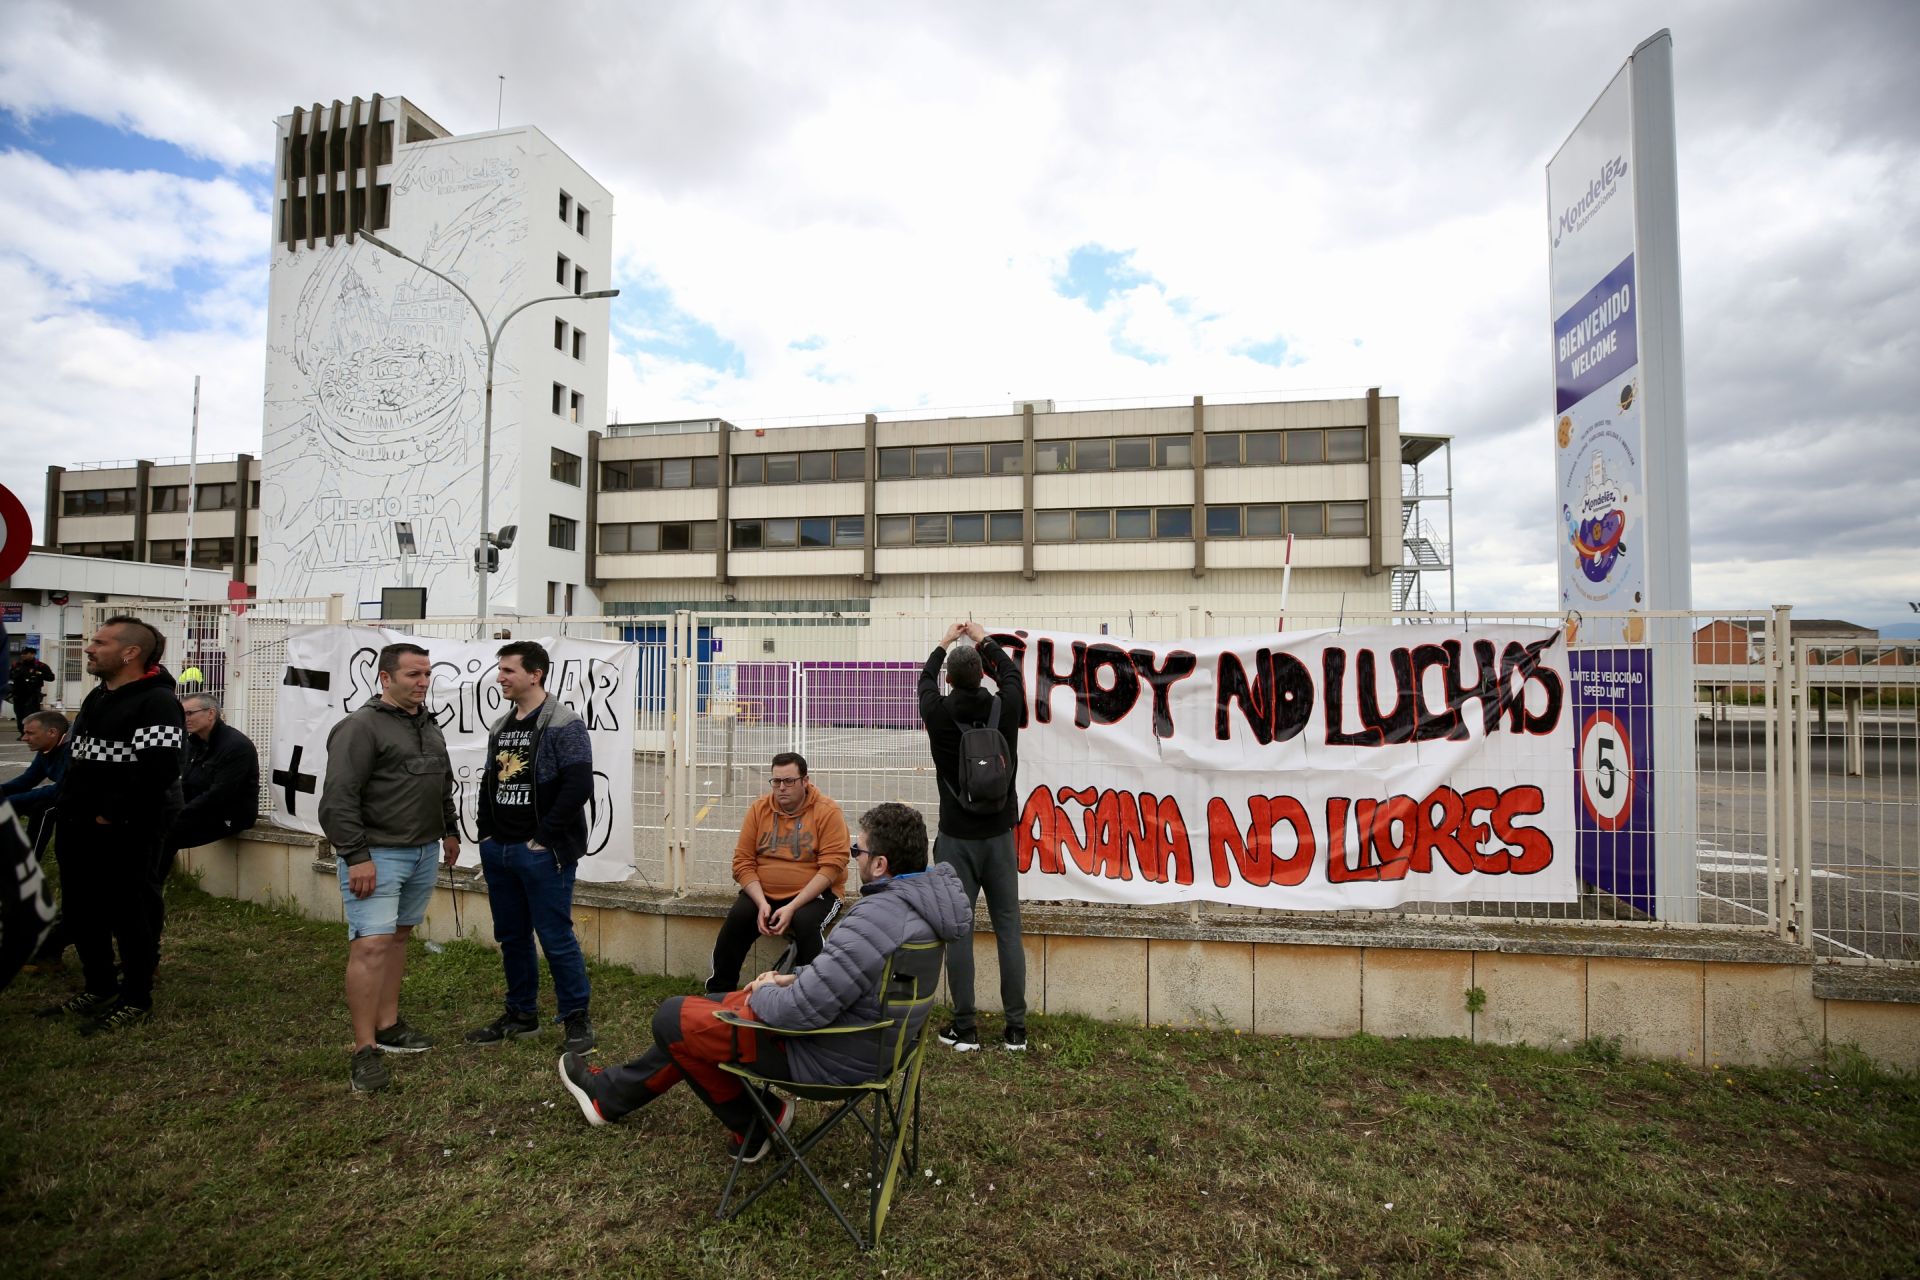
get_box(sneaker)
[558,1052,609,1126]
[936,1022,981,1052]
[80,1000,151,1037]
[561,1011,597,1055]
[465,1010,541,1045]
[350,1044,391,1094]
[1002,1026,1028,1052]
[728,1096,795,1165]
[35,990,115,1019]
[373,1018,435,1054]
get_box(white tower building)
[258,95,612,617]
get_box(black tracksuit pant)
[705,891,841,996]
[58,814,167,1007]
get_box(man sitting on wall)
[704,752,851,996]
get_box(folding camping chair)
[711,938,945,1250]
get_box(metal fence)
[82,598,1920,964]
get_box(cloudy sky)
[1,0,1914,628]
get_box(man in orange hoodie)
[706,751,850,996]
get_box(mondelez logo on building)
[1554,155,1629,249]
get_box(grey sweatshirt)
[318,698,459,865]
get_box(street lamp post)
[358,231,617,628]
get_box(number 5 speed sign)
[1578,709,1634,830]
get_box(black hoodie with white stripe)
[62,665,186,826]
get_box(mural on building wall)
[260,140,527,614]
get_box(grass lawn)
[3,882,1917,1279]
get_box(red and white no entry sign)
[0,484,32,583]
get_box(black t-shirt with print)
[488,707,540,842]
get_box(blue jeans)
[478,838,591,1020]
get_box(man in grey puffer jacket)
[559,802,969,1162]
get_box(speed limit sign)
[1577,710,1634,831]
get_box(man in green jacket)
[318,642,460,1094]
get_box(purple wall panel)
[732,660,920,728]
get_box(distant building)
[42,455,261,588]
[256,94,613,617]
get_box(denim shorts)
[337,842,440,940]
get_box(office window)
[877,515,911,546]
[58,540,135,559]
[149,539,186,566]
[833,516,865,547]
[250,481,260,507]
[1286,430,1324,464]
[572,328,585,360]
[1205,434,1241,466]
[569,390,585,423]
[601,524,630,553]
[1115,508,1152,540]
[551,448,582,486]
[196,537,235,568]
[660,458,692,489]
[1074,439,1112,472]
[731,519,762,550]
[1243,432,1282,465]
[248,535,258,561]
[559,191,573,223]
[552,382,565,415]
[1035,510,1072,542]
[629,524,660,552]
[150,485,188,513]
[913,447,947,478]
[733,455,764,485]
[576,205,589,237]
[1288,503,1324,536]
[799,451,833,482]
[1327,427,1366,462]
[661,523,691,552]
[988,511,1023,543]
[1328,501,1368,536]
[878,447,911,479]
[760,453,794,485]
[557,253,570,286]
[764,518,797,549]
[989,442,1024,474]
[1114,437,1152,470]
[1206,505,1241,538]
[1156,436,1191,468]
[692,456,718,487]
[554,318,568,350]
[1034,441,1070,472]
[950,444,986,477]
[1247,504,1285,537]
[799,517,831,548]
[1075,509,1111,540]
[833,449,865,481]
[63,488,138,517]
[914,514,947,545]
[1155,507,1193,539]
[196,482,238,511]
[548,515,578,550]
[950,513,986,544]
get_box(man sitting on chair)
[559,802,969,1163]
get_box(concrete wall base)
[179,828,1920,1072]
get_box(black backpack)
[944,699,1013,815]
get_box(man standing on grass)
[558,802,969,1164]
[919,619,1028,1052]
[318,642,460,1094]
[9,646,55,739]
[36,616,184,1036]
[465,640,597,1055]
[705,752,850,996]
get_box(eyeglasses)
[850,840,867,859]
[768,775,805,787]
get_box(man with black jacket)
[465,640,597,1055]
[156,694,258,930]
[9,646,55,738]
[37,615,185,1035]
[918,619,1028,1052]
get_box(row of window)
[57,537,258,567]
[551,382,586,422]
[62,482,260,518]
[597,501,1368,554]
[552,319,588,361]
[556,254,589,296]
[557,191,591,238]
[602,427,1367,493]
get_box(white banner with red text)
[1002,625,1576,910]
